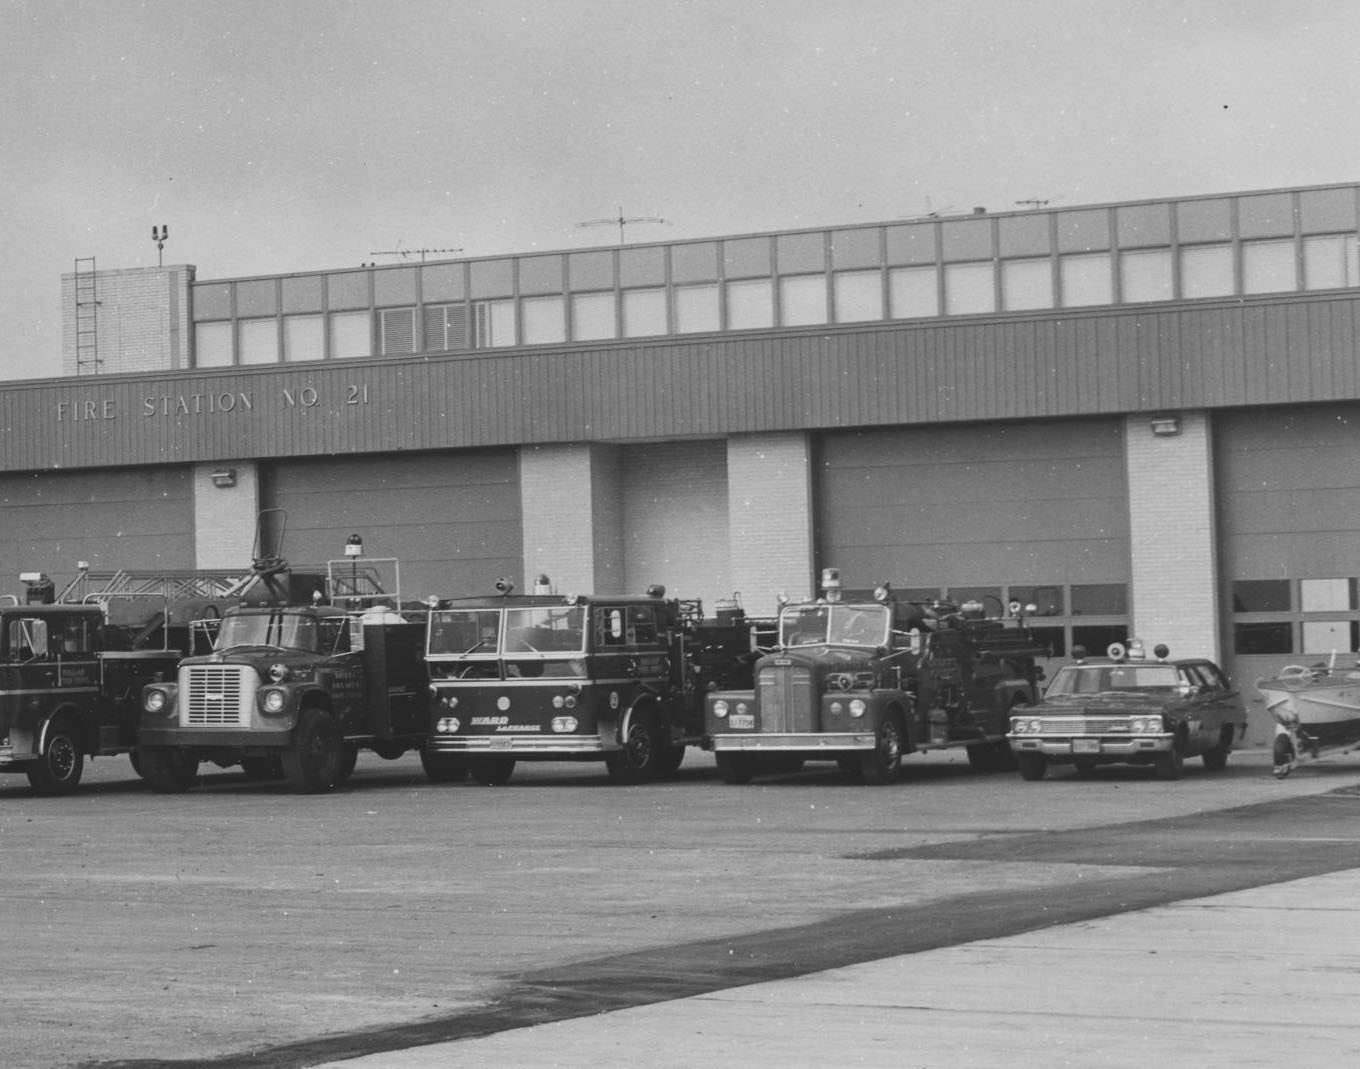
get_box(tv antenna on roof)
[367,241,463,263]
[1015,195,1063,210]
[576,207,669,244]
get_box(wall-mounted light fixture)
[1149,416,1181,437]
[210,468,237,488]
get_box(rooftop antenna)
[151,224,168,267]
[367,241,463,263]
[576,206,669,244]
[1015,195,1062,210]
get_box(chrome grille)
[182,665,255,727]
[1035,716,1141,734]
[757,665,814,733]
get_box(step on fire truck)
[703,569,1049,785]
[138,521,433,794]
[425,576,765,785]
[0,566,251,794]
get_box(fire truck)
[138,533,433,794]
[703,569,1048,785]
[0,566,247,794]
[425,577,763,785]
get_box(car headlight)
[260,688,288,714]
[712,700,729,719]
[848,699,866,718]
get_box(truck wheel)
[336,742,360,784]
[1272,734,1295,779]
[469,757,515,786]
[654,742,686,777]
[27,720,84,796]
[139,747,199,793]
[1017,753,1048,781]
[1154,740,1185,781]
[605,712,661,785]
[281,709,344,793]
[420,748,469,783]
[859,715,903,786]
[716,753,755,784]
[1202,726,1233,771]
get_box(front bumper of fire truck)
[707,731,878,752]
[1008,714,1172,758]
[427,735,608,755]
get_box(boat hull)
[1257,674,1360,749]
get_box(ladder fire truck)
[703,569,1048,785]
[0,565,252,794]
[138,527,433,794]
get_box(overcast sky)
[2,0,1358,382]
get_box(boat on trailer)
[1256,654,1360,778]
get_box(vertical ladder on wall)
[74,256,100,375]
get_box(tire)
[1272,734,1295,779]
[604,711,662,785]
[468,757,515,786]
[420,748,470,783]
[1017,753,1048,781]
[716,753,755,784]
[859,714,904,786]
[1202,726,1233,772]
[240,756,284,781]
[1154,741,1185,781]
[139,746,199,793]
[653,742,686,777]
[26,720,84,796]
[336,742,360,784]
[281,708,344,793]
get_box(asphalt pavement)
[312,864,1360,1068]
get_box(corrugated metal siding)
[0,467,194,585]
[816,419,1129,585]
[5,291,1360,473]
[263,450,521,601]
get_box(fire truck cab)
[425,579,759,785]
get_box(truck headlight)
[848,699,866,718]
[260,688,288,714]
[144,688,168,714]
[437,717,461,733]
[551,716,579,733]
[712,700,729,719]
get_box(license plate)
[1072,738,1100,754]
[729,714,755,730]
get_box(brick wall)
[60,265,193,376]
[1125,411,1220,661]
[520,444,616,594]
[726,433,814,618]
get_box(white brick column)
[1124,412,1220,661]
[193,461,260,569]
[726,433,815,617]
[519,443,623,595]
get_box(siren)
[494,576,515,595]
[533,574,552,595]
[821,568,842,603]
[1107,642,1127,660]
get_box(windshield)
[216,611,320,652]
[428,606,587,656]
[779,603,890,647]
[1046,663,1183,697]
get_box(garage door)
[0,467,194,592]
[263,449,521,604]
[817,418,1129,658]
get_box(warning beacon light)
[344,534,363,558]
[821,567,842,603]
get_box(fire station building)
[5,180,1360,742]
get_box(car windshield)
[779,603,890,647]
[427,606,586,656]
[215,611,320,652]
[1046,663,1183,697]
